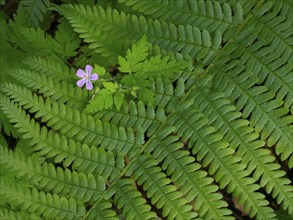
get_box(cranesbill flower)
[76,65,98,90]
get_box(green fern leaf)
[119,0,243,39]
[57,4,222,65]
[0,94,124,181]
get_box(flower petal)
[76,69,86,78]
[85,65,92,75]
[77,79,87,87]
[86,80,93,90]
[89,73,98,81]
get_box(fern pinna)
[0,0,292,220]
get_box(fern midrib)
[252,10,293,50]
[237,42,293,95]
[198,90,293,209]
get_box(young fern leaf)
[118,35,149,73]
[84,83,124,113]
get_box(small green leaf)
[121,75,136,87]
[118,35,149,73]
[93,64,106,76]
[102,82,118,92]
[113,92,124,110]
[84,89,113,113]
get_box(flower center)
[85,75,89,80]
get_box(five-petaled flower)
[76,65,98,90]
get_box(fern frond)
[0,176,85,219]
[167,96,276,219]
[20,0,51,26]
[212,61,293,163]
[113,178,157,219]
[0,145,106,203]
[57,4,222,64]
[119,0,243,38]
[193,89,293,214]
[52,18,81,57]
[144,126,233,219]
[9,68,87,109]
[22,56,74,83]
[126,154,198,219]
[20,27,57,56]
[0,83,144,156]
[0,207,43,220]
[20,25,79,60]
[0,95,124,181]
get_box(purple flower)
[76,65,98,90]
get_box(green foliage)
[0,0,292,220]
[20,0,51,27]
